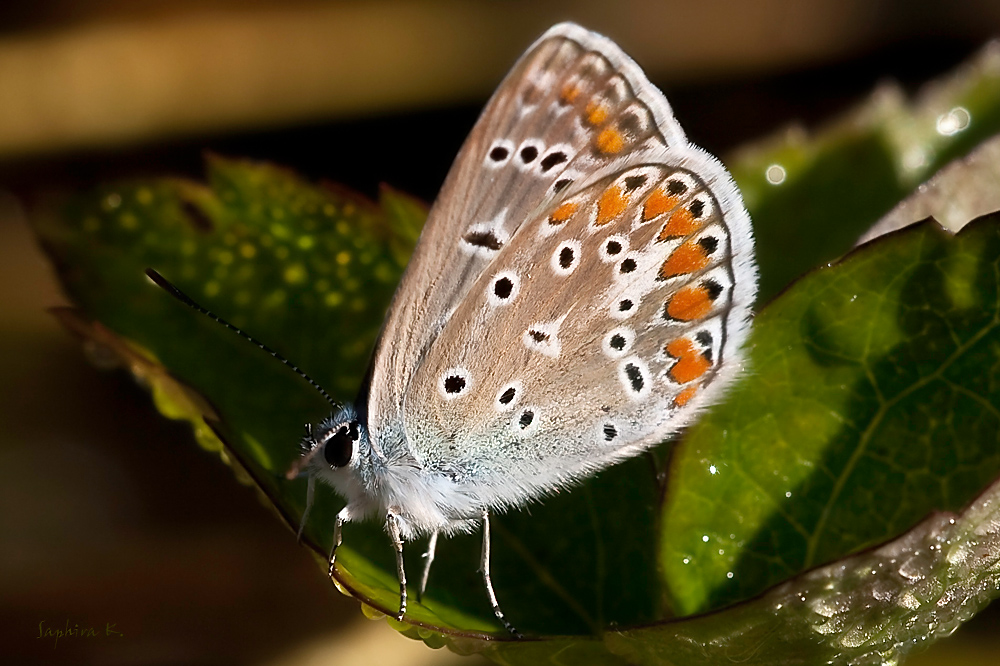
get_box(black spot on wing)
[493,277,513,299]
[625,363,644,392]
[463,230,503,251]
[690,199,705,218]
[559,246,575,269]
[667,179,687,196]
[624,174,647,191]
[698,236,719,255]
[540,151,568,172]
[529,329,549,343]
[444,375,466,394]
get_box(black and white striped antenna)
[145,268,340,410]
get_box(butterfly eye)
[322,421,358,468]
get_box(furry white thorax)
[307,404,641,541]
[307,404,484,540]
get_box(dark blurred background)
[4,1,1000,664]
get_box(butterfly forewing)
[363,25,693,458]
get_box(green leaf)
[611,472,1000,666]
[730,42,1000,303]
[661,217,1000,616]
[36,155,664,641]
[39,165,1000,664]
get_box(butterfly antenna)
[145,268,341,410]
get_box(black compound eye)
[323,420,358,468]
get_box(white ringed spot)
[551,239,582,276]
[495,380,523,412]
[513,406,541,436]
[485,140,515,168]
[438,367,472,401]
[603,327,635,359]
[522,315,567,358]
[487,270,520,307]
[610,292,639,320]
[618,357,651,400]
[599,234,629,262]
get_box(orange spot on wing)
[596,128,625,154]
[674,385,698,407]
[657,207,702,241]
[643,187,680,221]
[561,84,581,104]
[659,241,710,279]
[667,285,713,321]
[586,101,609,125]
[596,186,627,225]
[549,201,578,225]
[666,339,711,384]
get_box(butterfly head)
[303,406,362,471]
[314,417,359,468]
[293,404,396,525]
[285,404,369,482]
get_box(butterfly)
[151,21,757,637]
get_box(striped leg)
[480,510,521,637]
[386,513,407,621]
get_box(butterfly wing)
[405,153,755,509]
[367,24,756,515]
[364,23,691,459]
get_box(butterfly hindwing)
[405,147,756,507]
[364,24,755,514]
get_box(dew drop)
[765,163,786,185]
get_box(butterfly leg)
[480,510,521,638]
[327,506,348,578]
[386,512,407,621]
[417,529,439,603]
